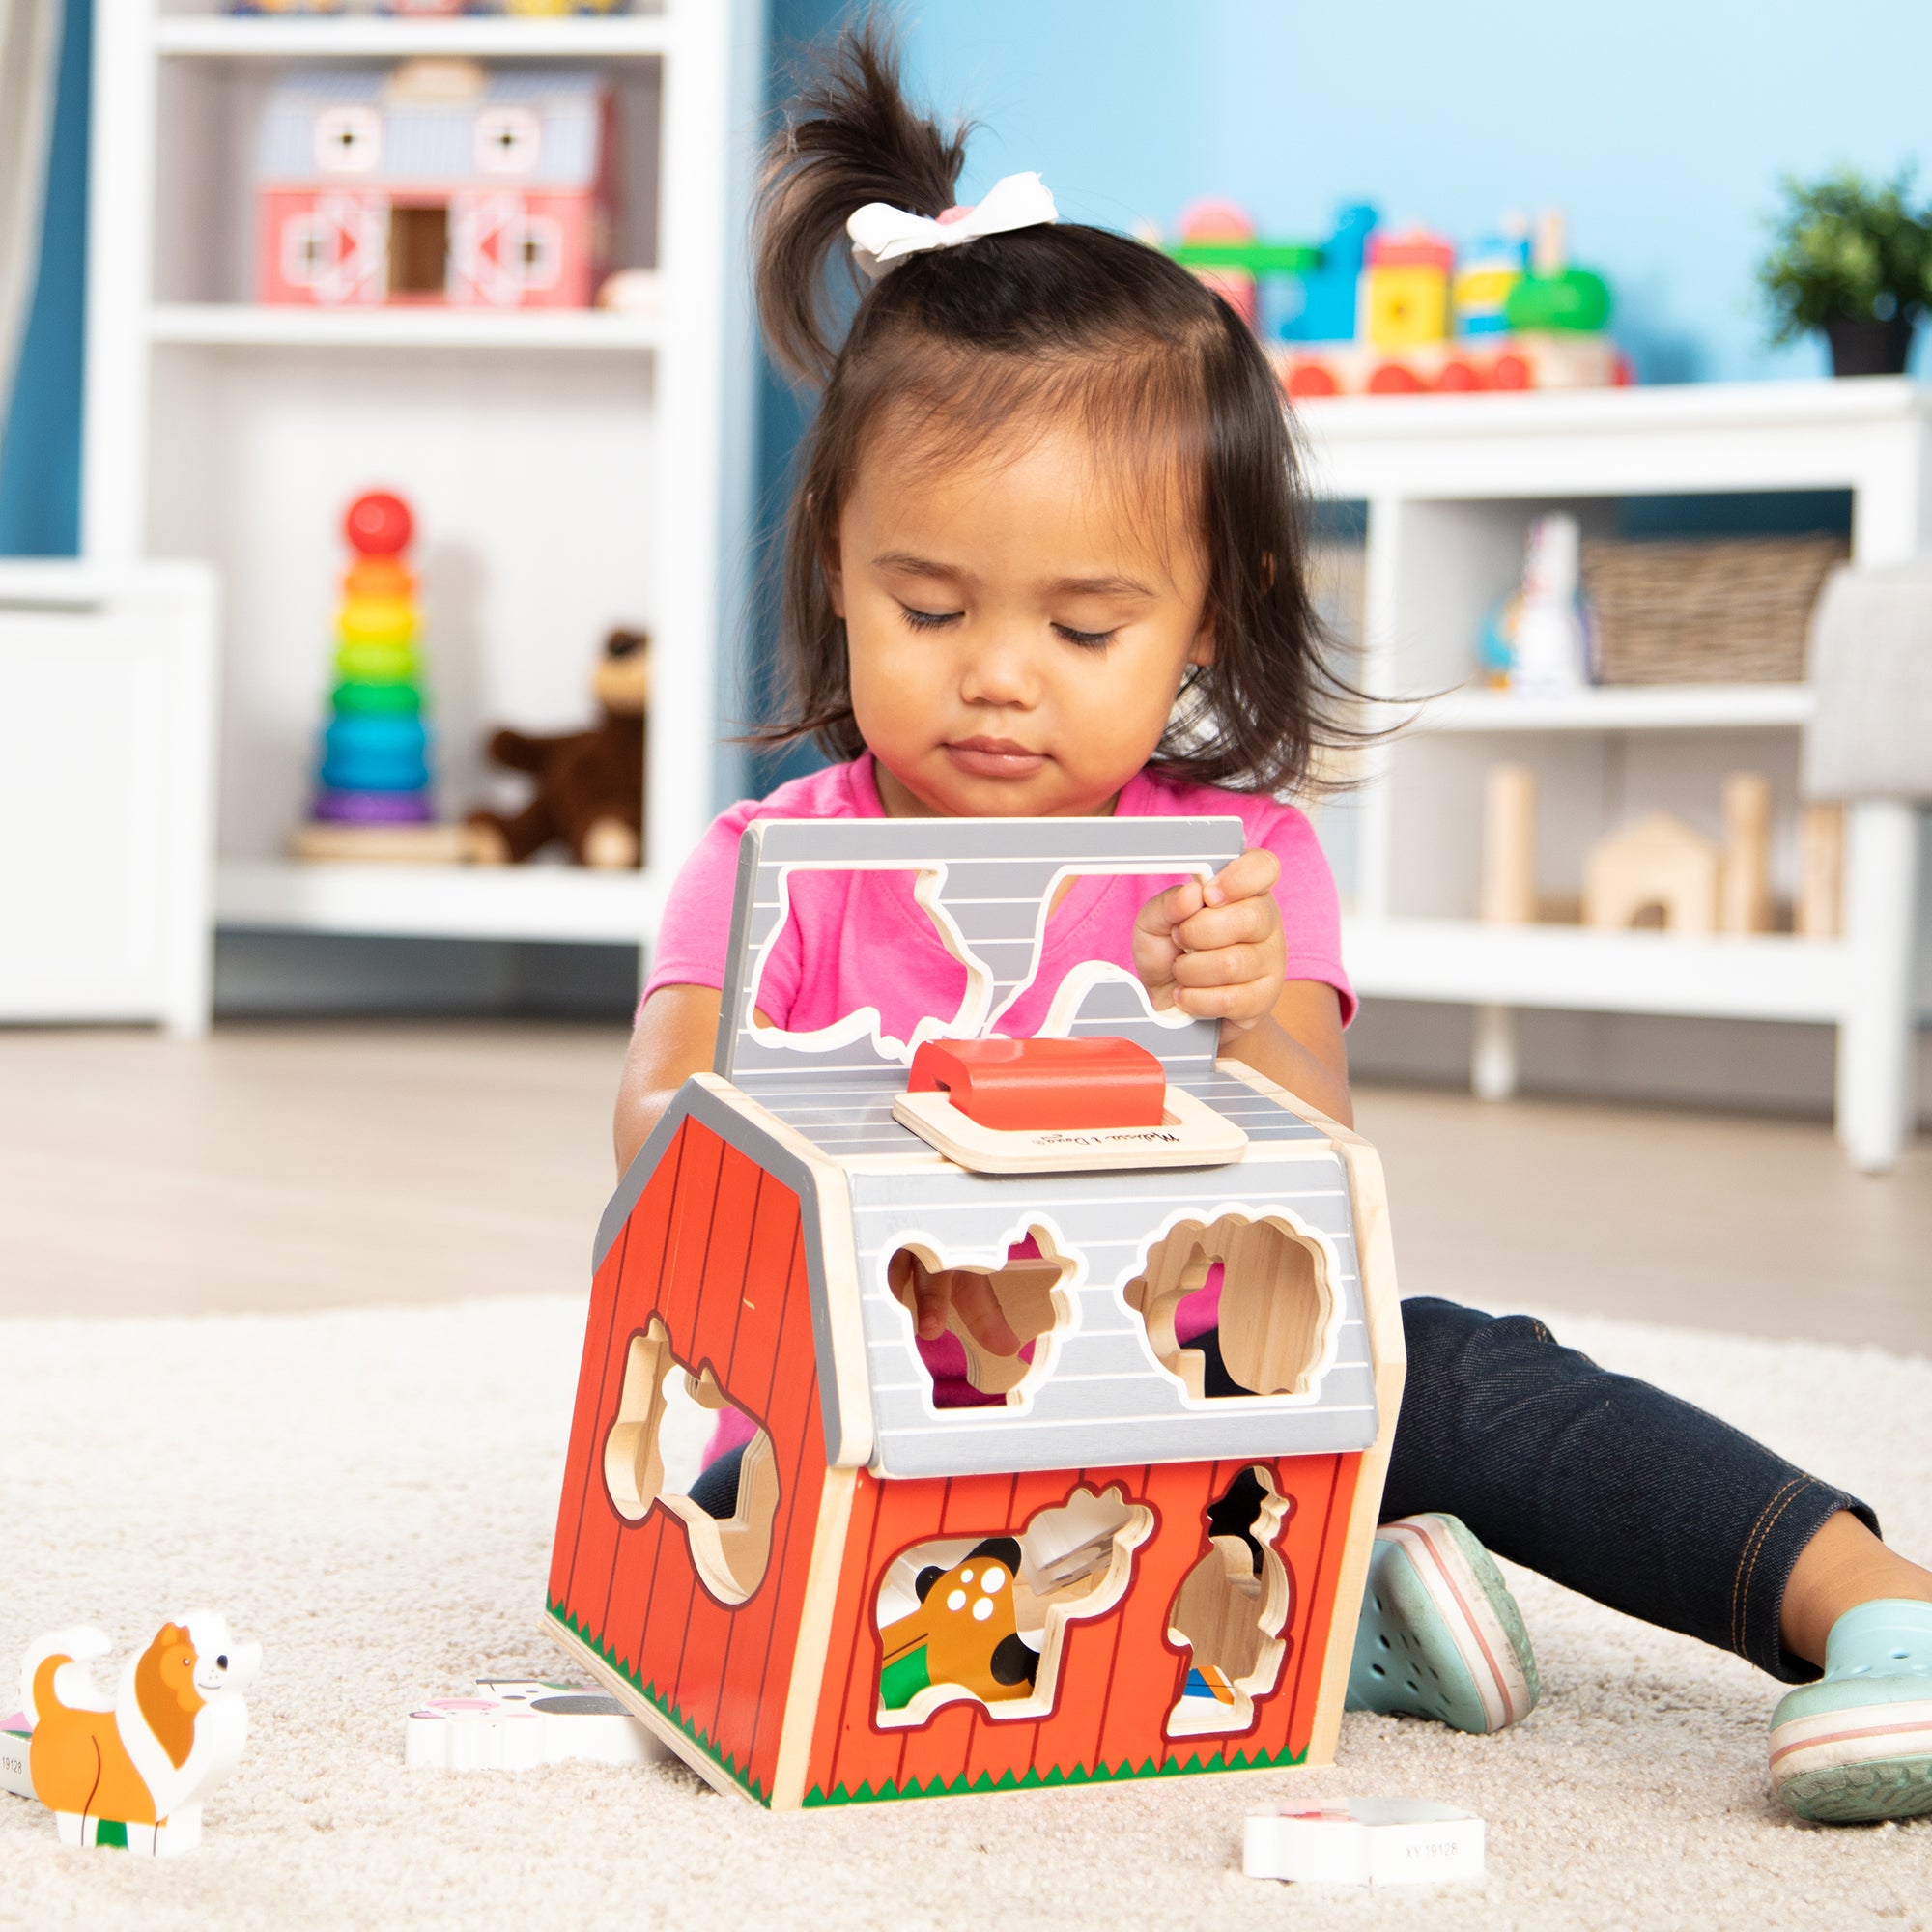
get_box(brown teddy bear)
[467,628,648,867]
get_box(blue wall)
[889,0,1932,384]
[0,0,90,557]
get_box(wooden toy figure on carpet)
[468,628,649,867]
[17,1616,259,1855]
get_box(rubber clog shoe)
[1770,1599,1932,1823]
[1346,1513,1540,1734]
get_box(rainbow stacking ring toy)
[309,490,434,827]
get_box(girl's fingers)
[1137,875,1206,940]
[951,1273,1022,1357]
[1175,895,1280,954]
[1174,979,1274,1023]
[1202,847,1280,908]
[911,1262,951,1341]
[1172,941,1273,989]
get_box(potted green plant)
[1758,167,1932,376]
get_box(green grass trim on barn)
[801,1736,1308,1807]
[547,1600,768,1806]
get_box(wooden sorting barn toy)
[548,817,1404,1809]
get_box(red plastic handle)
[907,1036,1167,1131]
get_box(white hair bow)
[847,171,1059,282]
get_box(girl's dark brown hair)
[755,15,1359,794]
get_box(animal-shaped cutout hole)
[1123,1213,1339,1400]
[1166,1466,1293,1737]
[602,1318,779,1605]
[886,1228,1077,1409]
[873,1485,1152,1726]
[745,867,980,1059]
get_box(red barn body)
[547,818,1405,1809]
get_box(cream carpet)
[3,1295,1929,1931]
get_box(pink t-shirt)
[644,753,1352,1421]
[642,752,1354,1029]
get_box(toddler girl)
[614,21,1932,1826]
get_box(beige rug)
[2,1295,1929,1930]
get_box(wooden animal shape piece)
[879,1538,1037,1712]
[1166,1468,1293,1737]
[21,1614,259,1855]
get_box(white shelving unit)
[85,0,761,980]
[1297,378,1932,1171]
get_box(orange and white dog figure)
[20,1614,260,1856]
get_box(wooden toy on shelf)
[405,1678,662,1771]
[255,61,619,310]
[1478,764,1538,924]
[1361,230,1454,350]
[467,628,649,867]
[1797,802,1846,938]
[292,490,480,865]
[1582,812,1719,934]
[17,1616,259,1856]
[1719,771,1775,934]
[547,817,1406,1810]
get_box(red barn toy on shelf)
[547,817,1405,1809]
[255,63,618,309]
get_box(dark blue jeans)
[1363,1298,1874,1683]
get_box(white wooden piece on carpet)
[405,1680,662,1772]
[1244,1798,1485,1886]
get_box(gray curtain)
[0,0,64,442]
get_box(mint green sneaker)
[1770,1599,1932,1823]
[1347,1513,1540,1734]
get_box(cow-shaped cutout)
[602,1318,779,1605]
[873,1485,1152,1726]
[744,863,1208,1065]
[1125,1213,1341,1401]
[1166,1466,1293,1737]
[886,1225,1078,1409]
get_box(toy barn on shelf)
[255,62,619,309]
[1166,201,1628,398]
[548,817,1405,1810]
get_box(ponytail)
[755,18,967,385]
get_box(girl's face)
[830,418,1213,818]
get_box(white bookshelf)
[1296,378,1932,1171]
[86,0,761,983]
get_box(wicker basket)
[1579,536,1848,685]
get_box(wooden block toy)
[1244,1798,1485,1886]
[254,65,618,309]
[406,1678,664,1771]
[17,1615,259,1856]
[1361,231,1454,350]
[547,816,1406,1809]
[1478,764,1538,924]
[1797,802,1845,938]
[1719,771,1775,934]
[1582,811,1719,934]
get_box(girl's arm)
[613,983,721,1172]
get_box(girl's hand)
[889,1251,1022,1356]
[1132,848,1287,1034]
